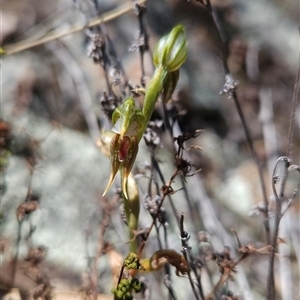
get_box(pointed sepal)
[102,134,121,196]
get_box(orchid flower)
[102,25,187,199]
[102,97,145,199]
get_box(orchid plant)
[102,24,187,199]
[100,25,188,298]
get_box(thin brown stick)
[179,214,201,300]
[267,156,290,299]
[205,253,248,300]
[201,0,271,245]
[2,0,147,56]
[286,54,300,157]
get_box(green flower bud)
[131,278,143,293]
[153,25,187,72]
[125,292,133,300]
[124,252,140,270]
[116,290,124,299]
[131,278,139,285]
[120,279,130,286]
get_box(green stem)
[138,65,167,141]
[123,65,167,252]
[123,175,140,253]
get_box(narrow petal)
[102,134,121,196]
[102,166,119,196]
[120,136,138,199]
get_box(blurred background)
[1,0,299,299]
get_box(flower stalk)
[123,174,140,253]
